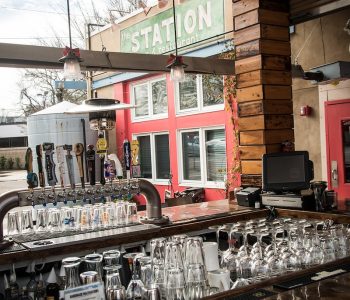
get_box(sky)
[0,0,112,115]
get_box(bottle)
[36,274,45,300]
[10,264,19,300]
[4,274,11,299]
[46,267,60,300]
[26,271,37,299]
[20,287,33,300]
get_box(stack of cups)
[203,242,230,293]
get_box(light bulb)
[170,64,186,82]
[63,58,82,80]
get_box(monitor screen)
[262,151,313,193]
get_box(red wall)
[114,74,234,203]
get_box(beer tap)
[123,139,132,200]
[63,144,76,204]
[96,132,108,202]
[56,145,67,206]
[25,148,38,206]
[108,153,123,200]
[74,143,86,202]
[43,143,58,205]
[36,144,46,206]
[86,145,96,203]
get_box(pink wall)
[114,74,232,203]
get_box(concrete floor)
[0,170,27,195]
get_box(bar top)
[140,199,254,223]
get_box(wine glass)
[124,252,145,300]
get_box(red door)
[325,99,350,209]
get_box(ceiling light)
[59,0,83,80]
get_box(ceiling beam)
[0,43,235,75]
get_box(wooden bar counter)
[2,199,350,299]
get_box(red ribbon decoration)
[63,46,81,58]
[167,54,184,66]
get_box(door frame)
[325,98,350,192]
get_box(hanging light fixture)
[166,0,187,82]
[59,0,83,80]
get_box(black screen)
[266,155,305,184]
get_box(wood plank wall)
[233,0,293,187]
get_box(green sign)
[120,0,224,54]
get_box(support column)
[233,0,293,187]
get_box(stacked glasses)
[148,236,210,300]
[214,217,350,290]
[5,200,138,237]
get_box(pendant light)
[59,0,83,80]
[166,0,187,82]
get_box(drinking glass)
[84,253,104,281]
[104,250,121,266]
[61,207,74,231]
[48,208,61,232]
[36,209,48,233]
[142,286,161,300]
[150,238,166,266]
[72,206,83,231]
[151,264,166,299]
[124,252,145,300]
[127,202,138,224]
[62,257,81,289]
[165,267,186,300]
[80,205,92,231]
[165,241,185,269]
[21,209,34,234]
[186,264,208,299]
[7,211,20,236]
[104,265,123,292]
[92,204,104,229]
[106,286,126,300]
[138,256,152,287]
[184,237,205,267]
[80,271,99,284]
[116,202,127,226]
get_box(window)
[0,137,28,148]
[132,77,168,121]
[135,132,170,182]
[179,127,226,187]
[177,74,224,114]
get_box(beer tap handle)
[64,144,76,190]
[56,145,66,190]
[43,142,58,187]
[25,147,38,189]
[86,145,96,186]
[74,143,85,189]
[123,139,131,180]
[100,155,106,186]
[36,144,45,189]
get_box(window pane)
[342,120,350,182]
[179,75,198,111]
[134,84,149,117]
[11,137,28,147]
[202,75,224,107]
[137,136,152,178]
[155,134,170,179]
[206,129,226,182]
[182,131,201,181]
[152,80,168,115]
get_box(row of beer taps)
[23,140,140,207]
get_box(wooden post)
[233,0,293,187]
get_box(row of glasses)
[5,200,138,236]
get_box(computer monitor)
[262,151,314,193]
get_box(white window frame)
[131,76,168,122]
[177,126,226,189]
[175,74,225,116]
[132,131,170,185]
